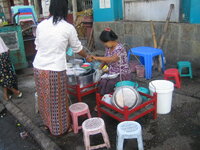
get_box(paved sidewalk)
[0,67,200,150]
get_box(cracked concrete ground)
[0,67,200,150]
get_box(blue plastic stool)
[137,87,150,102]
[117,121,144,150]
[128,47,165,79]
[177,61,192,78]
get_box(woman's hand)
[86,55,93,62]
[91,54,119,63]
[91,56,98,61]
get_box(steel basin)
[67,69,96,88]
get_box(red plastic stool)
[69,102,91,134]
[164,68,181,88]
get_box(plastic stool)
[177,61,192,78]
[164,68,181,88]
[128,47,165,79]
[82,117,111,150]
[137,87,150,102]
[69,102,91,134]
[117,121,144,150]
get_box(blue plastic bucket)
[115,81,139,88]
[137,87,150,102]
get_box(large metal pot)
[67,68,96,88]
[112,86,142,109]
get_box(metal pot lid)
[112,86,140,109]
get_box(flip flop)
[4,95,12,101]
[17,92,23,98]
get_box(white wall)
[124,0,180,22]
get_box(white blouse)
[33,17,83,71]
[0,37,9,54]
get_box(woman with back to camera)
[33,0,92,136]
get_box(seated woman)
[92,28,131,95]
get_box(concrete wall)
[0,0,25,21]
[14,0,24,5]
[0,0,10,21]
[93,21,200,74]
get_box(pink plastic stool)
[82,117,111,150]
[69,102,91,134]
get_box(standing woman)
[33,0,92,136]
[0,37,22,100]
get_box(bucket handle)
[150,82,157,93]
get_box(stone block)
[118,35,125,44]
[166,23,180,41]
[107,23,116,31]
[93,23,106,32]
[178,40,193,56]
[163,39,179,55]
[194,24,200,41]
[115,22,124,36]
[124,35,145,47]
[179,24,195,41]
[124,23,133,34]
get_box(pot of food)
[111,86,142,109]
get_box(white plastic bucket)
[149,80,174,114]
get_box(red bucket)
[135,65,145,78]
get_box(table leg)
[161,53,165,72]
[144,56,152,79]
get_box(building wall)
[0,0,25,22]
[14,0,24,5]
[124,0,180,22]
[0,0,10,21]
[93,21,200,75]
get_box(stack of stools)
[69,102,91,134]
[116,121,144,150]
[164,68,181,88]
[177,61,193,79]
[82,117,111,150]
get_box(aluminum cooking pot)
[111,86,142,109]
[67,69,95,88]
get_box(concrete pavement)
[0,67,200,150]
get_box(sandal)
[67,126,73,133]
[4,95,12,101]
[39,125,49,131]
[17,91,23,98]
[94,106,98,112]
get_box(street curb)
[1,100,62,150]
[0,102,5,113]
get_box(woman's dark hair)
[49,0,68,24]
[99,28,118,42]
